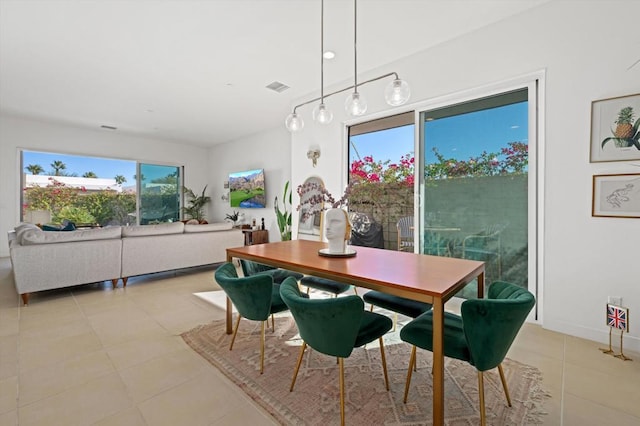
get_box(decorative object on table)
[590,93,640,162]
[324,208,352,254]
[592,173,640,218]
[225,210,239,226]
[182,185,211,223]
[181,314,551,425]
[600,303,632,361]
[274,180,292,241]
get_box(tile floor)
[0,257,638,425]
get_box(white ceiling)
[0,0,549,147]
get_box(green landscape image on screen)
[229,169,266,208]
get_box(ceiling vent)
[266,81,290,93]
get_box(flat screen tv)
[229,168,266,208]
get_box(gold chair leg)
[478,371,486,426]
[290,342,307,391]
[392,312,397,332]
[379,337,390,391]
[353,287,358,296]
[260,321,265,374]
[229,315,242,350]
[497,364,512,407]
[369,304,374,312]
[271,314,275,332]
[339,357,345,426]
[403,345,417,403]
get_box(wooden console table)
[242,229,268,245]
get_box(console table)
[242,229,268,245]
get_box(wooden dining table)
[225,239,485,426]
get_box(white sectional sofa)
[8,221,244,305]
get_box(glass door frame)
[413,72,545,322]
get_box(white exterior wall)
[289,0,640,350]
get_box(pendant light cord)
[320,0,324,103]
[353,0,358,93]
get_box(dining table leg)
[432,297,445,425]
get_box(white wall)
[209,127,292,241]
[289,1,640,350]
[0,114,211,257]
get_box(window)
[21,150,182,226]
[347,111,415,249]
[419,87,533,297]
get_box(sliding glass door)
[419,86,536,298]
[137,163,181,224]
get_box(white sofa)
[8,221,244,305]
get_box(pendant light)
[312,0,333,124]
[344,0,367,117]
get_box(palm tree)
[51,161,67,176]
[25,164,44,175]
[83,171,98,178]
[114,175,126,184]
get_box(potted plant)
[182,185,211,223]
[274,181,292,241]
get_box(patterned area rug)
[182,313,550,425]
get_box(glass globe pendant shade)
[384,78,411,106]
[345,91,367,116]
[285,112,304,132]
[312,103,333,124]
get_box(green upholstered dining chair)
[239,259,303,284]
[300,275,357,298]
[362,290,431,331]
[214,262,292,374]
[279,277,392,426]
[400,281,535,426]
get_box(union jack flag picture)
[606,304,629,332]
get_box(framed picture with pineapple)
[590,93,640,162]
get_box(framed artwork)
[592,173,640,218]
[590,93,640,162]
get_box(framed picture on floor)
[590,93,640,162]
[592,173,640,218]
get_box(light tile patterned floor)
[0,257,638,425]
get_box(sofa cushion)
[184,222,233,233]
[121,222,184,237]
[21,226,122,245]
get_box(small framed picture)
[592,173,640,218]
[590,93,640,162]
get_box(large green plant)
[274,181,292,241]
[182,185,211,222]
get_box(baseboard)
[544,318,639,353]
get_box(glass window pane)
[138,163,181,224]
[421,89,529,297]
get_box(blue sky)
[23,151,136,182]
[350,101,528,165]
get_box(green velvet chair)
[300,275,357,298]
[279,277,392,426]
[239,259,303,284]
[363,290,431,331]
[400,281,535,426]
[214,262,292,374]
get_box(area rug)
[182,313,550,425]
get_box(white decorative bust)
[325,209,351,253]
